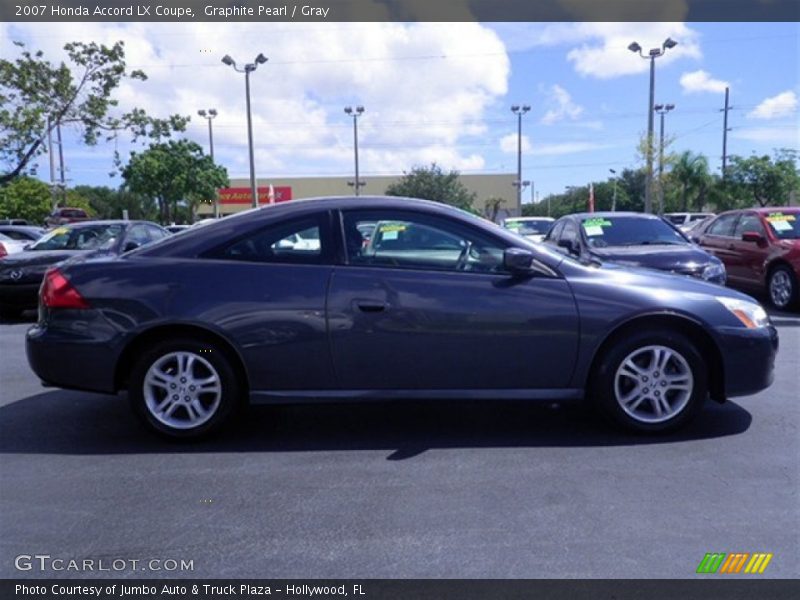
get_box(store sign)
[217,187,293,204]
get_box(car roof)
[504,216,554,221]
[752,206,800,214]
[563,211,662,220]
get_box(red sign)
[218,186,293,205]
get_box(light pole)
[511,105,531,208]
[344,106,365,195]
[609,168,618,212]
[198,108,218,217]
[628,37,677,213]
[222,53,267,208]
[654,103,675,215]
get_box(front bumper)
[717,324,779,398]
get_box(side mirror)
[123,241,141,253]
[557,238,579,255]
[741,231,765,244]
[503,247,534,274]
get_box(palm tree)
[671,151,710,211]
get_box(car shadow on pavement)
[0,389,752,459]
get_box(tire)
[129,337,243,439]
[590,329,708,433]
[767,264,798,311]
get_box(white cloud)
[500,133,532,154]
[748,91,798,120]
[679,70,729,94]
[563,23,701,79]
[732,126,800,146]
[0,22,510,179]
[541,84,584,124]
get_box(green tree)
[0,40,189,185]
[483,197,506,222]
[726,149,800,207]
[71,184,157,220]
[0,176,52,223]
[385,163,476,211]
[121,140,229,224]
[671,151,710,211]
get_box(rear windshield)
[30,224,123,251]
[581,217,687,248]
[764,212,800,240]
[504,220,552,235]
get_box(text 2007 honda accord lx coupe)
[26,196,778,439]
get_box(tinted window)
[733,213,764,238]
[581,216,687,248]
[343,210,506,273]
[504,219,552,235]
[545,220,565,242]
[666,215,686,225]
[707,214,738,237]
[213,216,327,264]
[146,224,169,241]
[561,221,579,244]
[126,225,151,245]
[764,211,800,240]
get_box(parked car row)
[502,207,800,310]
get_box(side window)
[545,220,564,242]
[707,214,738,237]
[342,210,507,273]
[126,225,151,245]
[733,214,763,237]
[560,221,578,244]
[212,215,327,264]
[146,225,169,241]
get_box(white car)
[665,212,715,233]
[0,233,28,259]
[502,217,555,242]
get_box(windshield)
[504,220,552,235]
[30,224,123,251]
[582,217,688,248]
[764,212,800,240]
[665,215,686,225]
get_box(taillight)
[0,243,6,259]
[40,268,89,309]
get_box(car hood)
[590,244,717,272]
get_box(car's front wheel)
[591,329,708,433]
[767,264,798,311]
[129,338,242,439]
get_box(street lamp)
[222,52,268,208]
[198,108,219,217]
[344,106,365,196]
[511,105,531,208]
[654,103,676,215]
[629,37,677,213]
[609,168,618,212]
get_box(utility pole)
[721,86,730,180]
[655,103,675,215]
[198,108,219,217]
[609,168,618,212]
[344,106,366,195]
[47,118,57,211]
[511,105,531,207]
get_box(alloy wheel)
[769,270,793,308]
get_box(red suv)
[44,207,90,228]
[695,207,800,310]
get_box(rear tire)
[129,337,242,439]
[767,264,798,311]
[590,329,708,433]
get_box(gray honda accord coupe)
[26,196,778,439]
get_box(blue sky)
[1,21,798,201]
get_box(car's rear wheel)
[591,329,708,433]
[767,264,798,311]
[129,338,242,439]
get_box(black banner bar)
[3,580,800,600]
[2,0,799,23]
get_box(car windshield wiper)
[621,240,684,246]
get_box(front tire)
[129,338,242,439]
[767,264,798,311]
[590,329,708,433]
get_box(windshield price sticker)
[582,219,612,236]
[766,213,796,222]
[379,223,407,233]
[770,220,793,231]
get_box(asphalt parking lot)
[0,307,798,579]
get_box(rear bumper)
[717,324,779,398]
[26,311,122,394]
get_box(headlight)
[703,262,726,283]
[716,296,769,329]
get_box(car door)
[698,213,740,269]
[729,212,769,286]
[326,209,580,391]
